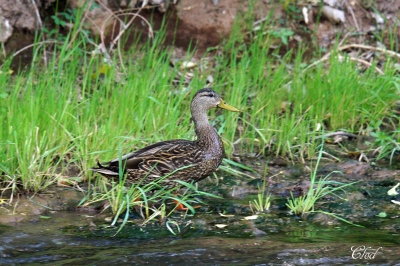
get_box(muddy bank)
[0,187,88,225]
[2,0,399,66]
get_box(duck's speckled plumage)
[91,88,239,188]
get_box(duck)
[91,88,240,189]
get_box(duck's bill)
[218,101,240,112]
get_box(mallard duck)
[91,88,240,188]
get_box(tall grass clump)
[211,13,399,159]
[249,177,272,214]
[286,145,362,227]
[84,161,219,235]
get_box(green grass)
[249,177,272,214]
[368,119,400,164]
[286,145,363,227]
[83,162,219,235]
[0,8,399,197]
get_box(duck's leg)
[174,194,188,210]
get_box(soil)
[1,0,399,64]
[0,187,91,225]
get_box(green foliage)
[286,146,363,227]
[268,28,294,45]
[249,177,271,214]
[215,18,398,159]
[367,120,400,164]
[286,148,335,216]
[0,5,399,197]
[85,163,220,235]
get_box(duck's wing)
[91,139,202,177]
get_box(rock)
[0,0,37,32]
[346,191,366,202]
[0,0,56,42]
[0,187,85,225]
[0,16,12,42]
[230,181,258,198]
[312,212,340,226]
[370,169,400,181]
[0,214,26,225]
[174,0,241,50]
[322,160,370,178]
[323,0,340,8]
[0,0,56,65]
[68,0,115,37]
[321,6,345,24]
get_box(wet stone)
[312,213,341,226]
[0,214,25,225]
[345,191,366,202]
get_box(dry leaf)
[57,177,77,187]
[243,215,259,220]
[215,224,228,228]
[219,213,234,217]
[391,200,400,205]
[388,183,400,196]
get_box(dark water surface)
[1,211,399,265]
[2,159,400,265]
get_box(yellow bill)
[218,100,240,112]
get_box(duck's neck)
[192,110,221,149]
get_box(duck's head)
[191,88,240,114]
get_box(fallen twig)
[10,40,60,59]
[338,44,400,59]
[303,43,398,75]
[31,0,48,68]
[341,54,384,75]
[316,130,358,139]
[344,1,360,33]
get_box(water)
[1,211,399,265]
[1,160,400,265]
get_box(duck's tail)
[90,161,120,176]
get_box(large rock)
[174,0,245,50]
[0,0,56,42]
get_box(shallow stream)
[1,200,399,264]
[1,159,400,264]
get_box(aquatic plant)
[248,166,277,214]
[249,177,272,214]
[286,146,363,227]
[84,156,220,235]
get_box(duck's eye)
[208,93,214,97]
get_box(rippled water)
[1,211,399,265]
[2,160,400,265]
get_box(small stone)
[252,227,267,237]
[371,12,385,24]
[322,6,345,24]
[312,213,340,226]
[323,0,339,7]
[346,191,366,202]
